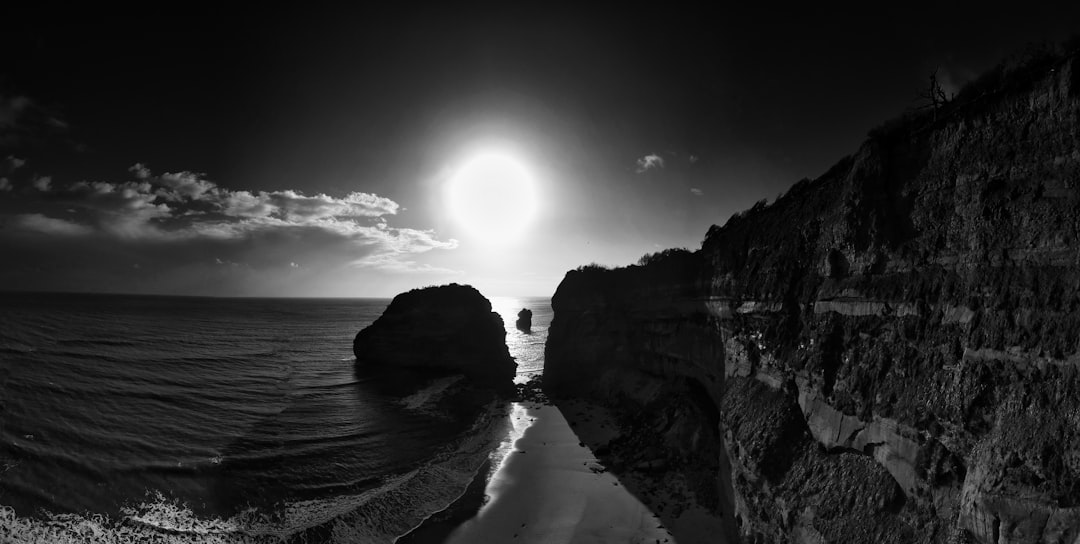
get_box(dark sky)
[1,5,1077,296]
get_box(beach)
[401,395,726,544]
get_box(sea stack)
[515,308,533,332]
[354,283,516,393]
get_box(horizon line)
[0,289,554,301]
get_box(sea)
[0,292,550,543]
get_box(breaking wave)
[0,403,510,544]
[399,376,463,412]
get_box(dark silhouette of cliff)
[545,43,1080,543]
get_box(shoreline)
[395,459,493,544]
[400,399,682,543]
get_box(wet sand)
[400,401,674,544]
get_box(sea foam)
[0,402,511,544]
[398,376,463,412]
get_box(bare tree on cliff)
[917,69,950,121]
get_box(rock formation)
[545,47,1080,543]
[355,283,516,393]
[516,308,533,332]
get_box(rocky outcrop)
[545,47,1080,543]
[516,308,533,332]
[355,284,516,392]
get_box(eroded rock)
[354,283,516,393]
[516,308,532,333]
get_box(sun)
[447,151,538,245]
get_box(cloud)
[21,165,409,241]
[352,253,463,274]
[0,95,68,145]
[211,189,400,222]
[219,190,275,218]
[251,189,400,221]
[0,164,458,287]
[128,163,151,180]
[360,223,458,254]
[32,176,52,192]
[67,179,172,238]
[0,178,10,192]
[635,153,665,174]
[157,171,216,201]
[8,213,93,236]
[690,187,704,196]
[6,156,26,170]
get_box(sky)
[1,4,1078,297]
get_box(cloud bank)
[0,164,459,295]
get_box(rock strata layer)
[355,283,516,392]
[545,49,1080,543]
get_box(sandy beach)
[400,393,731,544]
[445,401,671,544]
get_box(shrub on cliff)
[636,247,694,267]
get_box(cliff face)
[545,50,1080,543]
[355,283,516,392]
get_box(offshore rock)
[515,308,533,332]
[545,48,1080,543]
[354,283,516,393]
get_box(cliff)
[355,283,516,392]
[545,47,1080,543]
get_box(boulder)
[354,284,516,392]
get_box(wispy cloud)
[690,187,704,196]
[0,178,10,192]
[635,153,665,174]
[352,253,463,274]
[9,213,93,236]
[0,95,68,145]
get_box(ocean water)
[0,292,550,543]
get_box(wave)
[0,342,37,354]
[398,376,463,412]
[0,402,511,544]
[55,338,139,348]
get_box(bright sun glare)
[447,151,538,245]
